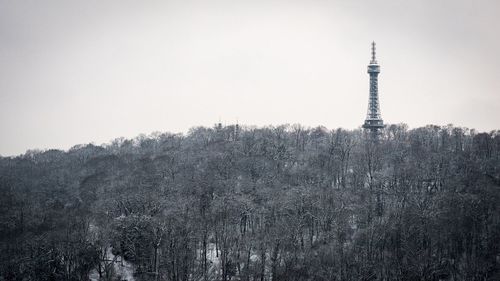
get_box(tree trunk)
[271,240,280,281]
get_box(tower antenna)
[371,41,377,64]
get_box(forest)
[0,124,499,281]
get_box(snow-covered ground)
[206,242,220,266]
[88,221,135,281]
[88,247,135,281]
[109,248,135,281]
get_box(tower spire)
[371,41,377,64]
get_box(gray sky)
[1,0,499,156]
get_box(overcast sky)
[1,0,499,156]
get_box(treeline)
[1,124,499,281]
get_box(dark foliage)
[1,124,499,281]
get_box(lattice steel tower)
[362,42,384,132]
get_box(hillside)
[1,124,499,281]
